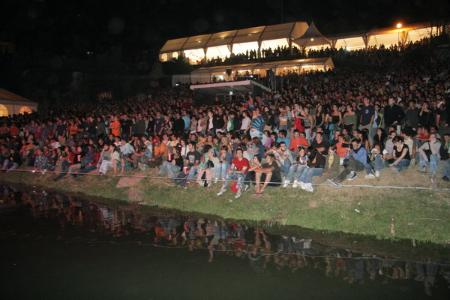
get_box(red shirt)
[10,126,19,136]
[294,117,304,133]
[232,157,249,173]
[290,136,309,151]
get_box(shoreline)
[1,169,450,247]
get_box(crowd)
[0,38,450,199]
[203,33,449,68]
[205,45,299,66]
[2,185,449,296]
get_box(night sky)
[1,0,449,96]
[2,0,449,58]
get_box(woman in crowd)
[390,136,411,172]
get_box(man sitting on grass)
[217,148,249,199]
[254,153,281,195]
[328,137,369,185]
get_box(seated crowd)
[0,43,449,199]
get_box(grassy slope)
[2,170,450,244]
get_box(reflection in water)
[1,185,449,297]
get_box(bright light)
[396,22,403,29]
[206,45,231,60]
[260,38,289,51]
[229,90,233,96]
[310,38,315,42]
[232,42,259,55]
[183,49,205,64]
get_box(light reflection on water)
[1,185,450,299]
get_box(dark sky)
[1,0,449,60]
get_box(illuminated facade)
[160,21,444,64]
[160,22,309,64]
[0,89,38,116]
[189,57,334,83]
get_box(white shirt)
[240,117,251,131]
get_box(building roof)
[160,21,308,53]
[294,22,331,47]
[0,88,35,104]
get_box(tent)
[293,22,331,50]
[160,21,309,64]
[0,89,38,116]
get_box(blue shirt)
[251,116,265,133]
[276,137,291,148]
[182,116,191,131]
[351,146,368,166]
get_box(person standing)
[383,98,405,130]
[359,97,374,132]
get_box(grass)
[2,168,450,245]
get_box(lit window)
[206,46,231,60]
[0,104,8,116]
[260,38,289,51]
[160,53,168,62]
[19,106,32,114]
[183,49,205,64]
[232,42,259,55]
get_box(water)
[1,185,449,300]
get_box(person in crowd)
[185,142,201,183]
[418,133,441,178]
[196,146,219,187]
[442,133,450,182]
[365,144,384,178]
[359,97,374,132]
[255,153,281,194]
[405,101,419,130]
[289,130,309,151]
[1,36,450,196]
[383,98,405,130]
[390,136,411,172]
[285,146,308,188]
[217,148,249,199]
[334,134,351,166]
[329,138,369,185]
[97,144,113,175]
[119,139,135,174]
[343,105,357,133]
[298,148,326,192]
[244,155,262,191]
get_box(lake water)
[1,185,449,300]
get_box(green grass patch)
[2,171,450,245]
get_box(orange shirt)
[289,136,309,151]
[336,142,349,158]
[110,120,121,137]
[153,143,168,158]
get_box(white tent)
[332,35,366,51]
[0,89,38,116]
[160,21,308,64]
[293,22,331,51]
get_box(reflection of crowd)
[2,185,449,297]
[0,37,450,199]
